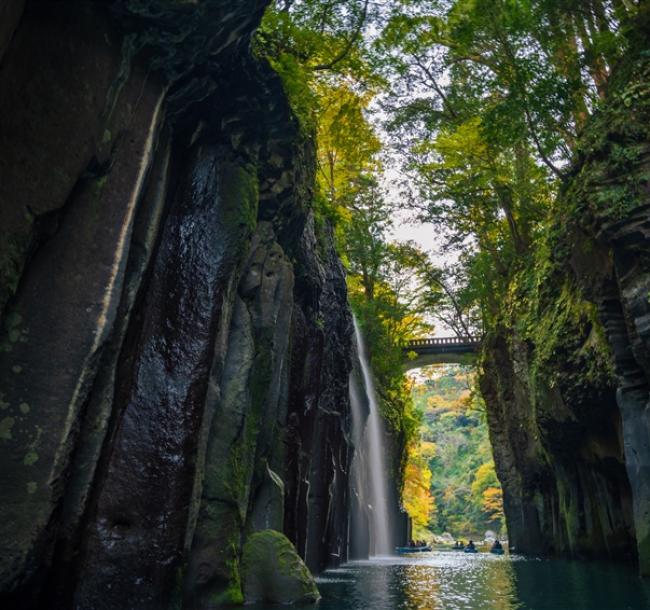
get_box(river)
[247,551,650,610]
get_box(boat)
[490,547,505,555]
[395,545,432,554]
[464,547,478,553]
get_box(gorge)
[2,1,650,609]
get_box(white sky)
[391,211,438,253]
[379,162,460,338]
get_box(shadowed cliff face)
[0,1,357,608]
[478,31,650,575]
[568,46,650,575]
[480,329,635,562]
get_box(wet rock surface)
[0,1,357,608]
[480,327,635,560]
[282,217,354,574]
[74,145,257,610]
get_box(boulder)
[241,530,320,605]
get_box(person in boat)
[409,540,415,548]
[466,540,476,551]
[491,539,502,552]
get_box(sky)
[391,210,438,253]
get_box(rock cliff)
[479,13,650,575]
[0,1,358,607]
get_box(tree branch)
[427,273,472,337]
[522,103,567,180]
[313,0,369,71]
[412,53,458,119]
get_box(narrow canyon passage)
[1,1,650,609]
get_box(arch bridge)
[402,336,480,370]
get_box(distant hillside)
[411,364,504,540]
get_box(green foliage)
[374,0,636,339]
[412,365,504,537]
[255,1,379,132]
[565,55,650,222]
[403,437,436,530]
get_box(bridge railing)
[403,336,480,348]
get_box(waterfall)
[351,317,392,556]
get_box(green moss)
[4,311,22,329]
[227,442,254,520]
[241,530,319,604]
[23,450,38,466]
[0,416,16,440]
[168,565,186,610]
[214,549,244,606]
[0,235,29,313]
[490,206,615,417]
[221,162,259,234]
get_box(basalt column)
[74,145,257,609]
[0,1,356,608]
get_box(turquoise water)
[248,552,650,610]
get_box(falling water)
[351,317,392,555]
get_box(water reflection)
[401,565,440,609]
[398,554,519,610]
[246,552,650,610]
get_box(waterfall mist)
[350,317,393,556]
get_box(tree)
[403,440,436,531]
[374,0,632,332]
[471,462,504,528]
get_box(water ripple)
[245,552,650,610]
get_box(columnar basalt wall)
[0,1,358,607]
[479,16,650,573]
[565,36,650,574]
[480,326,635,561]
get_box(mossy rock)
[241,530,320,605]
